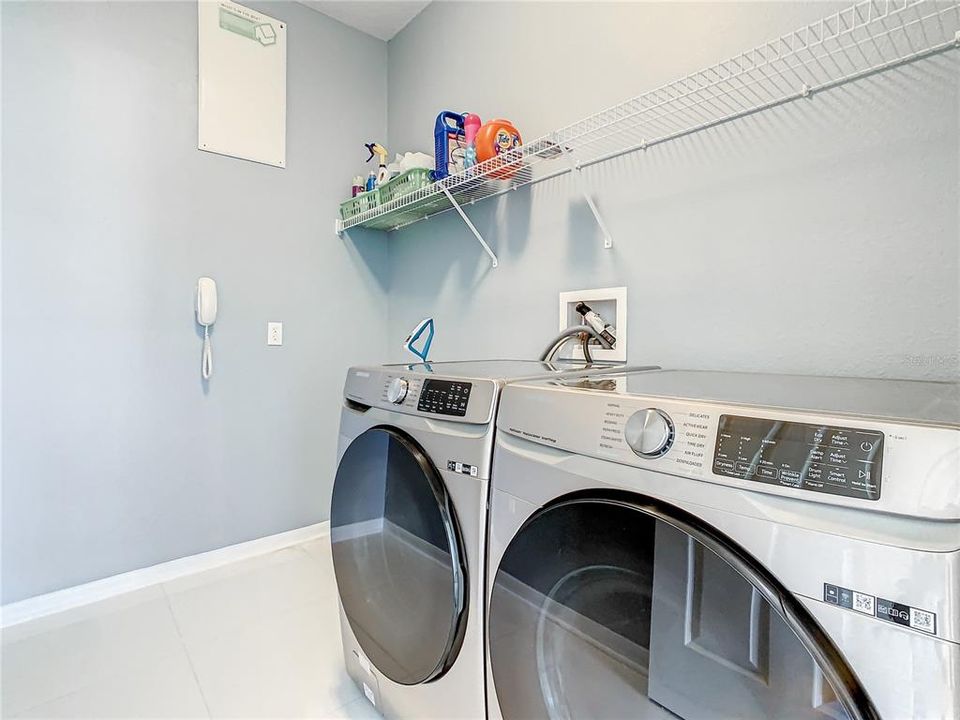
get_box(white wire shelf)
[337,0,960,244]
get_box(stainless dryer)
[487,370,959,720]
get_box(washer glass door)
[489,498,875,720]
[331,427,467,685]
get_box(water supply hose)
[539,325,611,362]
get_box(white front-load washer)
[486,370,959,720]
[330,360,656,720]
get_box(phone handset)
[196,277,218,379]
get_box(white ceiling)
[299,1,431,41]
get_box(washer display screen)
[712,415,883,500]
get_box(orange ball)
[476,119,522,179]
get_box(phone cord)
[202,326,213,380]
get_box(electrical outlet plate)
[558,287,627,362]
[267,321,283,346]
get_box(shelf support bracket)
[562,148,613,249]
[440,185,499,268]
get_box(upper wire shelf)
[337,0,960,237]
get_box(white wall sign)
[198,1,287,168]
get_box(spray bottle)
[463,113,482,172]
[365,142,390,187]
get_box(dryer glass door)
[330,427,467,685]
[489,498,875,720]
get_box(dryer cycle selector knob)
[624,408,674,458]
[387,378,409,404]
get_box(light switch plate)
[267,322,283,346]
[558,287,627,362]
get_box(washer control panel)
[417,379,472,417]
[712,415,883,501]
[342,368,497,424]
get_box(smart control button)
[827,467,848,484]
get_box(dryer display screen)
[418,379,471,417]
[712,415,883,500]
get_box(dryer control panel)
[497,378,960,521]
[712,415,883,501]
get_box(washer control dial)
[624,408,674,458]
[386,377,409,405]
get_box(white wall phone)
[196,277,218,379]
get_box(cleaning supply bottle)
[432,112,465,180]
[352,176,364,197]
[365,171,377,193]
[463,113,481,172]
[365,143,390,187]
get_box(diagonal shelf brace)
[440,185,499,268]
[562,147,613,249]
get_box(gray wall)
[384,1,959,379]
[1,2,389,604]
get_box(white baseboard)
[1,521,330,629]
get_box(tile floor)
[1,534,382,719]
